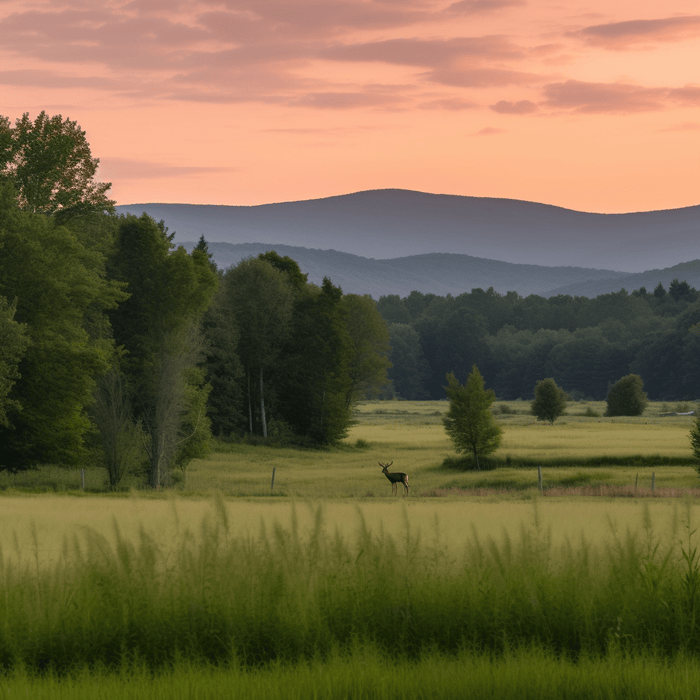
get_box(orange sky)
[1,0,698,212]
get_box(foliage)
[606,374,649,417]
[531,377,567,424]
[222,257,293,438]
[0,184,126,470]
[376,286,698,401]
[0,111,114,219]
[443,366,502,469]
[0,297,28,427]
[277,278,353,444]
[690,415,700,469]
[107,215,217,486]
[388,323,432,399]
[340,293,391,407]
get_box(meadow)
[2,399,700,698]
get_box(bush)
[530,378,567,424]
[605,374,648,417]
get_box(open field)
[0,400,697,498]
[2,401,700,695]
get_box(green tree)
[0,112,114,220]
[223,258,294,437]
[387,323,431,399]
[0,297,28,427]
[107,214,217,487]
[443,366,502,469]
[0,183,126,469]
[278,278,353,444]
[531,377,567,424]
[340,294,391,407]
[690,415,700,470]
[605,374,648,417]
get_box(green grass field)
[2,399,700,697]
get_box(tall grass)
[3,499,700,675]
[5,649,700,699]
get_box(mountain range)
[116,189,700,298]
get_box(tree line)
[0,112,390,487]
[379,285,700,401]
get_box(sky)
[1,0,699,212]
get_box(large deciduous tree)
[0,182,126,469]
[340,294,391,407]
[223,258,294,438]
[443,365,502,470]
[107,214,217,488]
[0,112,114,220]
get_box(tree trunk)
[260,367,267,438]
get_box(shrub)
[605,374,648,417]
[530,378,567,424]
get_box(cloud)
[0,69,118,90]
[489,99,537,113]
[98,157,237,179]
[321,36,524,66]
[542,79,700,114]
[657,122,700,132]
[476,126,506,135]
[444,0,525,16]
[418,97,479,110]
[429,67,541,88]
[574,16,700,50]
[294,90,403,109]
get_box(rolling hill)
[116,189,700,273]
[181,242,630,298]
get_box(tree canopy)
[0,112,114,220]
[531,377,567,424]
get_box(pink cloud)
[294,90,403,109]
[429,67,541,88]
[98,157,237,179]
[489,99,538,113]
[418,97,479,110]
[322,36,524,66]
[542,80,700,114]
[574,16,700,49]
[476,126,506,135]
[444,0,525,15]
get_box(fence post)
[635,473,638,495]
[271,467,276,492]
[537,465,543,493]
[651,472,655,494]
[81,468,85,491]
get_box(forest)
[379,282,700,402]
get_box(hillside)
[546,260,700,298]
[116,189,700,273]
[183,242,628,298]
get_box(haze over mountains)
[116,189,700,298]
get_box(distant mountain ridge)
[116,189,700,273]
[181,241,633,298]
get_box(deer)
[379,462,409,497]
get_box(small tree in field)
[690,415,700,472]
[531,378,567,424]
[443,366,502,470]
[605,374,648,417]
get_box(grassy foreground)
[3,500,700,674]
[3,650,700,699]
